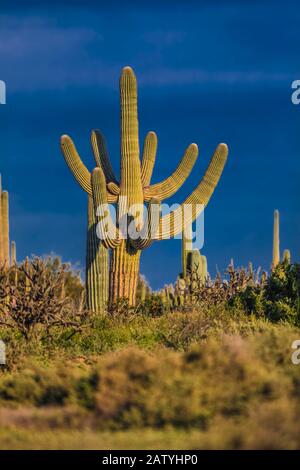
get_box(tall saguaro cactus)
[61,67,228,305]
[272,209,280,269]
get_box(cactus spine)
[61,67,228,306]
[272,209,280,269]
[86,195,109,312]
[1,190,9,268]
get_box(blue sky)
[0,0,299,288]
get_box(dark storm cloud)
[0,1,299,286]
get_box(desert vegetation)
[0,67,298,450]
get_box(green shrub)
[263,263,300,324]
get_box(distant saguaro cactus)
[272,209,280,269]
[182,223,207,284]
[282,249,291,264]
[11,241,16,265]
[1,190,9,268]
[61,67,228,305]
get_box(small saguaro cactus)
[1,190,9,268]
[272,209,280,269]
[61,67,228,305]
[282,249,291,264]
[11,241,16,265]
[182,223,207,285]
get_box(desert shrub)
[43,256,84,306]
[137,295,167,317]
[0,257,87,340]
[263,263,300,324]
[0,363,73,406]
[229,285,265,316]
[214,262,300,325]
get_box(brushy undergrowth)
[0,257,300,449]
[0,323,300,449]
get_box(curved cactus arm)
[107,181,120,195]
[129,199,160,250]
[61,135,92,195]
[61,134,117,203]
[144,143,198,201]
[91,130,119,185]
[91,167,120,249]
[141,132,158,186]
[157,143,228,239]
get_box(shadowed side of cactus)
[1,190,9,268]
[86,196,109,312]
[182,223,207,285]
[272,209,280,269]
[182,223,193,279]
[282,249,291,264]
[61,66,228,306]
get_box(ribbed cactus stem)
[86,195,109,312]
[11,241,16,265]
[186,249,207,284]
[272,209,280,269]
[1,191,9,268]
[283,249,291,264]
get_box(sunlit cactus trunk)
[110,242,141,305]
[272,209,280,269]
[86,196,109,312]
